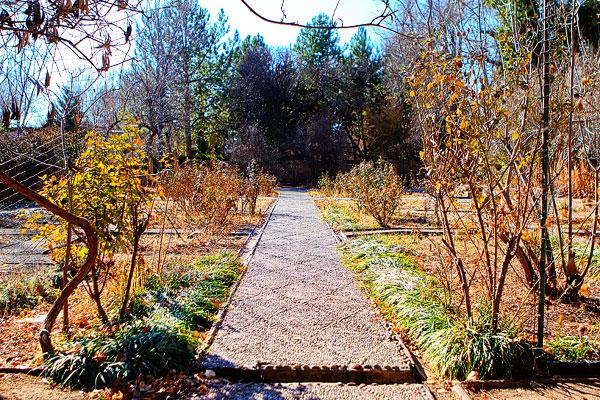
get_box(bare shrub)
[161,161,242,234]
[346,161,403,228]
[241,160,277,215]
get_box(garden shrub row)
[162,159,276,233]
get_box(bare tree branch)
[236,0,419,39]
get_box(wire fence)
[0,128,74,276]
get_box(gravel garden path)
[201,188,434,400]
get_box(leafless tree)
[121,0,231,160]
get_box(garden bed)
[314,194,600,378]
[0,195,275,398]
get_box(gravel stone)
[205,370,216,379]
[197,382,432,400]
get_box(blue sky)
[201,0,388,48]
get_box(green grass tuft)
[546,335,600,361]
[43,252,242,389]
[320,202,361,230]
[341,236,533,380]
[136,252,242,329]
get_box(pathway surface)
[201,188,432,399]
[201,382,432,399]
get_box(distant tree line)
[85,1,419,170]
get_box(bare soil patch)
[0,373,85,400]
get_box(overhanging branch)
[237,0,420,39]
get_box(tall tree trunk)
[184,68,193,160]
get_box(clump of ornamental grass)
[319,201,362,231]
[43,252,243,390]
[342,236,534,380]
[43,323,195,390]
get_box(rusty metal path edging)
[203,363,419,385]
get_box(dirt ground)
[0,374,85,400]
[433,380,600,399]
[471,383,600,400]
[2,370,600,399]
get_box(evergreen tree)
[294,14,342,69]
[337,28,384,160]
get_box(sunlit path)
[200,188,433,399]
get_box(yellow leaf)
[410,90,415,97]
[512,131,519,141]
[579,284,591,297]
